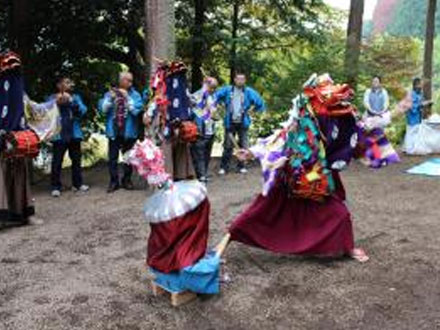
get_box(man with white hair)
[99,72,143,193]
[190,77,219,183]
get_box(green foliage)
[1,0,426,154]
[175,0,327,85]
[0,1,10,50]
[385,116,407,146]
[3,0,144,101]
[430,36,440,107]
[250,111,288,138]
[247,28,421,145]
[358,35,422,102]
[386,0,440,38]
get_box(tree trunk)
[127,38,146,91]
[144,0,176,79]
[229,0,240,83]
[344,0,364,87]
[191,0,207,92]
[9,0,31,78]
[423,0,437,104]
[127,6,146,90]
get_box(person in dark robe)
[0,51,41,228]
[215,73,265,175]
[144,61,196,181]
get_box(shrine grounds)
[0,155,439,330]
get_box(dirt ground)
[1,155,440,330]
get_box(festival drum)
[282,164,333,203]
[179,121,198,143]
[292,172,332,202]
[3,130,40,159]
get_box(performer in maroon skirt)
[229,74,370,262]
[229,172,355,257]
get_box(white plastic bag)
[403,121,440,155]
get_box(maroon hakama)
[229,173,354,256]
[147,198,210,273]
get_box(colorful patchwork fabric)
[249,129,289,196]
[148,61,192,141]
[192,88,216,121]
[251,96,335,200]
[357,127,400,168]
[250,73,362,201]
[282,105,335,202]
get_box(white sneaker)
[239,168,248,174]
[73,185,89,193]
[51,190,61,198]
[218,169,226,176]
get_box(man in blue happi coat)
[215,73,265,175]
[48,77,89,198]
[99,72,143,193]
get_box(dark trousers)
[108,136,135,186]
[51,139,83,190]
[191,136,215,179]
[220,123,249,171]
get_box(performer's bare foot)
[350,248,369,263]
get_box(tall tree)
[230,0,240,83]
[145,0,176,78]
[386,0,440,38]
[345,0,364,87]
[1,0,146,95]
[8,0,31,76]
[423,0,437,102]
[174,0,326,87]
[191,0,207,91]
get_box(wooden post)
[215,233,231,258]
[191,0,207,91]
[144,0,176,78]
[344,0,365,88]
[229,0,240,83]
[423,0,437,107]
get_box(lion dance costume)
[125,139,220,294]
[229,74,387,256]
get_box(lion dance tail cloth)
[229,73,393,256]
[125,139,219,294]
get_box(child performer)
[125,139,221,295]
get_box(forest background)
[1,0,437,164]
